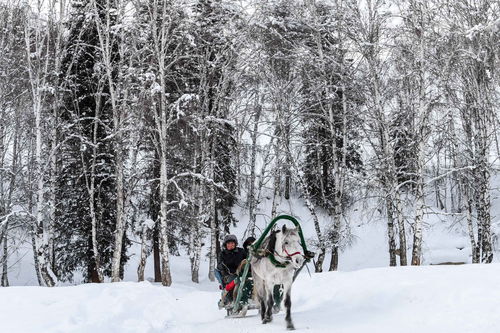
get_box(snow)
[5,189,500,331]
[2,260,500,332]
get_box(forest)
[0,0,499,287]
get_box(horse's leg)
[263,283,274,323]
[284,283,294,330]
[260,296,266,322]
[254,275,266,322]
[261,284,272,324]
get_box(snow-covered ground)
[4,188,500,332]
[2,260,500,333]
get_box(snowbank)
[2,263,500,333]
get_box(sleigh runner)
[220,214,314,324]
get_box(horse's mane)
[266,230,279,253]
[261,227,298,253]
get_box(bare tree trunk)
[137,220,152,282]
[377,86,399,267]
[91,0,127,282]
[386,198,397,267]
[208,140,217,282]
[153,224,161,282]
[158,95,172,286]
[34,101,55,286]
[410,1,429,266]
[84,96,104,283]
[190,148,203,283]
[464,186,479,263]
[329,213,342,271]
[111,139,126,281]
[190,222,202,283]
[411,138,425,266]
[285,147,326,272]
[24,7,56,287]
[29,188,42,286]
[1,226,8,287]
[0,114,20,286]
[395,191,407,266]
[159,154,172,286]
[474,110,492,263]
[0,121,6,286]
[245,97,261,238]
[47,0,65,276]
[271,143,281,217]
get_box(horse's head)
[274,225,306,269]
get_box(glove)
[304,250,315,260]
[223,274,236,284]
[225,280,235,291]
[225,277,241,291]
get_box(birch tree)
[347,0,407,266]
[23,0,63,286]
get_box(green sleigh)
[220,215,315,317]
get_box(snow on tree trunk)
[24,13,57,286]
[159,147,172,286]
[474,110,493,263]
[153,225,162,282]
[189,147,203,284]
[410,1,429,266]
[90,0,127,282]
[271,143,281,218]
[396,191,407,266]
[111,138,125,281]
[137,219,154,282]
[386,198,398,267]
[34,95,56,287]
[286,146,326,272]
[208,141,217,282]
[87,105,104,283]
[464,188,479,264]
[245,98,261,238]
[189,223,202,283]
[1,224,8,286]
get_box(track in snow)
[2,264,500,333]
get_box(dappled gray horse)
[251,225,306,330]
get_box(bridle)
[283,247,302,258]
[274,240,304,263]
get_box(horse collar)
[269,253,289,268]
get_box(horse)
[250,224,306,330]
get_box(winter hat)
[223,234,238,246]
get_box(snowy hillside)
[6,188,500,286]
[2,261,500,333]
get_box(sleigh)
[221,215,314,318]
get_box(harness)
[229,215,315,316]
[255,240,309,268]
[250,215,315,269]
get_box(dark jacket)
[217,247,246,278]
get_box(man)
[216,235,245,285]
[215,234,249,307]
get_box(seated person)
[216,234,254,306]
[243,236,256,256]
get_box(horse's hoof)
[262,317,272,324]
[287,324,295,330]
